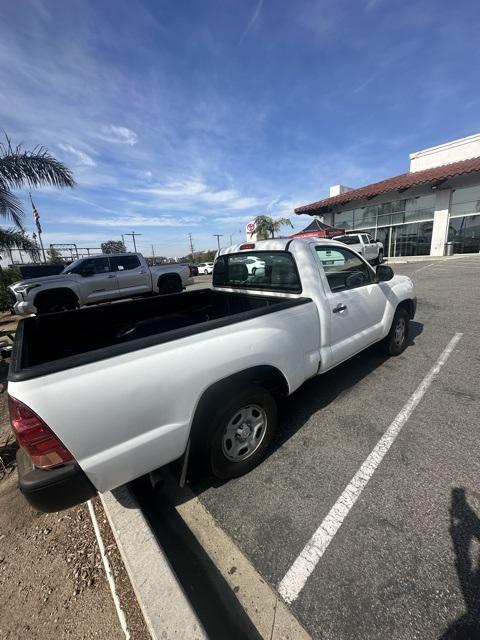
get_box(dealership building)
[295,133,480,258]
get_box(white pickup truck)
[8,238,416,512]
[8,252,192,315]
[334,233,384,265]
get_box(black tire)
[159,277,182,294]
[36,294,77,315]
[203,384,277,480]
[382,307,410,356]
[377,250,384,265]
[204,269,209,275]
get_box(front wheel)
[204,269,209,275]
[206,384,277,480]
[382,308,410,356]
[36,295,77,315]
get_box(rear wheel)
[158,277,182,294]
[204,269,209,275]
[36,294,77,315]
[382,307,409,356]
[202,384,277,480]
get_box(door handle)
[107,274,116,278]
[333,303,347,313]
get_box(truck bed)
[10,289,310,381]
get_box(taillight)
[8,395,73,469]
[239,243,255,250]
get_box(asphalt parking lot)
[168,257,480,639]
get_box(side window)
[315,246,374,292]
[361,234,370,244]
[110,255,141,271]
[75,257,110,275]
[366,235,374,243]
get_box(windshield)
[213,251,301,293]
[62,259,83,273]
[334,235,359,245]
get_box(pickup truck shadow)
[272,320,423,455]
[439,488,480,639]
[189,319,423,494]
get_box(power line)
[124,231,142,252]
[188,233,195,260]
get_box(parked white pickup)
[334,233,384,264]
[9,238,416,512]
[8,252,192,315]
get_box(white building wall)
[410,133,480,172]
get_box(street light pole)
[213,234,224,251]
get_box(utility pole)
[121,234,125,248]
[188,233,195,261]
[125,231,142,252]
[213,234,223,251]
[151,244,156,265]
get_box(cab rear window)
[213,252,301,293]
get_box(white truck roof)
[218,237,347,255]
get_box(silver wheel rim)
[394,317,406,347]
[221,404,267,462]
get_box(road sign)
[246,221,257,241]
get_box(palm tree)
[0,133,75,259]
[253,215,293,239]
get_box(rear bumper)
[16,448,96,512]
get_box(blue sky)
[1,0,480,257]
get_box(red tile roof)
[295,155,480,215]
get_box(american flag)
[30,194,42,235]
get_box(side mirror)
[376,264,394,282]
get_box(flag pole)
[30,193,46,263]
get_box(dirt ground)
[0,315,150,640]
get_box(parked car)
[8,253,193,315]
[197,262,215,274]
[334,233,384,264]
[8,237,416,512]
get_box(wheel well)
[190,366,289,440]
[157,273,181,286]
[397,298,414,319]
[34,288,79,308]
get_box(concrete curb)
[387,253,480,264]
[100,485,207,640]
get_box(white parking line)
[278,332,463,604]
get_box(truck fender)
[189,365,289,443]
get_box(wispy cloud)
[365,0,382,10]
[99,125,138,145]
[58,144,96,166]
[62,214,204,228]
[130,178,266,211]
[239,0,264,42]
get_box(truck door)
[73,257,119,303]
[110,255,151,296]
[315,245,387,365]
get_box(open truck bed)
[10,288,310,381]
